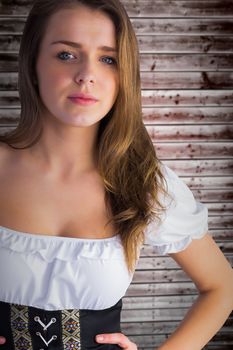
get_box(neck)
[27,119,100,180]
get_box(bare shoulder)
[0,142,25,224]
[0,142,22,228]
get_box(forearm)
[157,288,233,350]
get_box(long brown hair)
[0,0,169,273]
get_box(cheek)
[43,67,67,86]
[36,56,66,88]
[102,72,119,97]
[38,68,69,102]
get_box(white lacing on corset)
[34,316,57,348]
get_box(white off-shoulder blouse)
[0,164,208,311]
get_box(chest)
[0,165,115,238]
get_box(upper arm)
[144,164,233,295]
[169,232,233,294]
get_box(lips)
[68,92,98,101]
[68,95,98,106]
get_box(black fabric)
[28,306,63,350]
[0,301,15,349]
[80,299,122,350]
[0,299,122,350]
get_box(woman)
[0,0,232,349]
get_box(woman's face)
[35,5,119,128]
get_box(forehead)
[42,5,116,47]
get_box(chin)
[59,115,100,128]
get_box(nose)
[74,63,95,85]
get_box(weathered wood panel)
[132,255,233,281]
[161,160,233,178]
[208,230,233,241]
[123,295,199,309]
[142,90,233,106]
[155,143,233,159]
[117,335,233,349]
[122,307,203,322]
[1,1,233,17]
[138,36,233,53]
[148,125,233,141]
[181,178,233,189]
[121,318,233,334]
[141,244,233,259]
[150,346,233,350]
[136,256,233,271]
[1,124,233,144]
[132,18,233,35]
[203,203,233,216]
[141,72,233,89]
[140,54,233,71]
[123,1,233,18]
[143,107,233,123]
[125,281,233,299]
[190,190,233,203]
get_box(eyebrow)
[50,40,117,52]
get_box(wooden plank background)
[0,1,232,349]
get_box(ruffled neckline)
[0,225,120,242]
[0,225,124,262]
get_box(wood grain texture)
[141,90,233,106]
[120,318,233,336]
[136,256,233,270]
[143,107,233,123]
[147,125,233,141]
[155,143,233,159]
[1,1,233,17]
[132,18,233,35]
[140,54,233,71]
[0,0,232,348]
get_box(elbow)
[223,268,233,308]
[218,270,233,310]
[220,266,233,311]
[228,270,233,309]
[199,270,233,310]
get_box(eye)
[56,51,117,66]
[101,56,117,65]
[57,51,76,61]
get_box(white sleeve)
[144,164,209,254]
